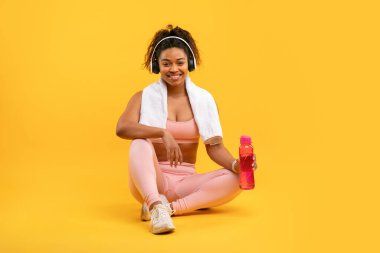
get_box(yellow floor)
[0,145,348,253]
[0,148,310,253]
[1,121,379,253]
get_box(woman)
[116,24,257,234]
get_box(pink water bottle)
[239,135,255,190]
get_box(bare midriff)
[152,142,199,164]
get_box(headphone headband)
[150,36,197,73]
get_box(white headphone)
[149,36,197,73]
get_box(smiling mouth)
[167,74,182,80]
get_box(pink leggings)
[128,139,242,215]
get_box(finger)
[170,149,174,167]
[167,149,170,163]
[179,149,183,164]
[174,149,179,167]
[168,149,172,166]
[173,149,176,167]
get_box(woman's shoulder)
[132,90,143,98]
[128,90,143,105]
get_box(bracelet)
[231,159,238,173]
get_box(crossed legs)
[128,139,242,215]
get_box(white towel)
[139,75,223,144]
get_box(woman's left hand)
[234,154,258,173]
[253,154,258,170]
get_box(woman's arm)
[205,143,257,173]
[205,143,237,172]
[116,91,183,166]
[116,91,165,140]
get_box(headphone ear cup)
[151,60,160,74]
[188,58,195,72]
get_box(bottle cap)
[240,135,252,145]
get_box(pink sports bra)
[150,118,200,144]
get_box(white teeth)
[168,74,181,80]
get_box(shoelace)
[164,203,175,216]
[151,205,170,224]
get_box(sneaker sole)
[151,224,175,234]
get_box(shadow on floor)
[93,202,254,224]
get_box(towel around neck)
[139,75,223,145]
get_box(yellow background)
[1,0,379,252]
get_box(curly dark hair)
[143,24,201,71]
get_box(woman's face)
[158,47,188,87]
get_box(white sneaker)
[141,194,170,221]
[150,204,175,234]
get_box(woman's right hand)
[162,130,183,167]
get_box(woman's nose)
[170,64,178,71]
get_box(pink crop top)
[150,118,200,144]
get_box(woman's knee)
[220,169,242,193]
[207,169,242,206]
[129,138,153,157]
[130,138,151,147]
